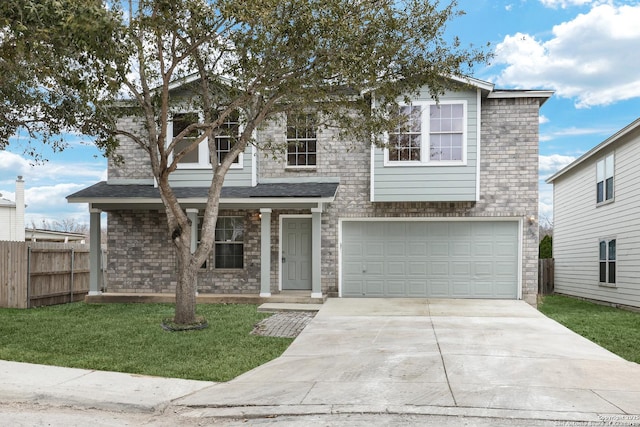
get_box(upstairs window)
[170,111,243,169]
[599,239,616,285]
[386,101,466,165]
[287,113,317,167]
[596,153,614,204]
[429,104,464,161]
[388,105,422,162]
[215,110,241,165]
[173,113,204,165]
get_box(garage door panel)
[364,262,384,275]
[430,242,449,256]
[428,280,450,297]
[473,262,492,276]
[365,242,385,257]
[408,242,428,256]
[386,280,406,296]
[342,221,518,299]
[408,261,427,275]
[365,280,385,296]
[387,261,406,275]
[430,261,449,275]
[407,281,428,296]
[451,262,471,276]
[386,241,406,256]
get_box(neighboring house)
[0,176,25,242]
[25,228,87,244]
[546,118,640,309]
[68,77,551,305]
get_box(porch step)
[257,303,323,313]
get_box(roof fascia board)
[487,90,554,105]
[68,196,337,205]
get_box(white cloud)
[493,4,640,107]
[23,183,90,225]
[539,115,550,124]
[539,0,599,8]
[0,151,31,178]
[539,154,576,175]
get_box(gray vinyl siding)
[373,88,478,202]
[168,146,253,187]
[554,134,640,308]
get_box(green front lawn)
[539,295,640,364]
[0,303,292,381]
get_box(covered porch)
[67,181,339,302]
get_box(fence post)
[70,248,75,303]
[26,246,31,308]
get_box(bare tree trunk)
[174,247,198,324]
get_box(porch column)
[186,209,199,295]
[186,209,199,254]
[311,206,323,299]
[88,207,102,295]
[260,208,272,297]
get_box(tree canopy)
[1,0,489,324]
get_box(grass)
[0,303,293,381]
[539,295,640,364]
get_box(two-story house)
[68,77,551,305]
[546,118,640,309]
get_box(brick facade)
[106,95,540,304]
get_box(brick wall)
[107,209,262,294]
[108,116,153,181]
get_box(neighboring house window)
[215,110,241,165]
[388,105,422,162]
[599,239,616,285]
[215,216,244,269]
[287,113,317,167]
[596,153,614,204]
[386,101,466,165]
[429,104,464,161]
[170,111,243,169]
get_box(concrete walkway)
[175,298,640,424]
[1,298,639,425]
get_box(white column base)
[88,291,102,296]
[260,292,271,298]
[311,292,323,299]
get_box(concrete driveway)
[176,298,640,423]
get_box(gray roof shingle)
[67,181,339,200]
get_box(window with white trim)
[386,101,466,165]
[429,104,464,161]
[286,113,317,167]
[599,239,616,285]
[596,153,614,204]
[214,216,244,269]
[173,113,204,165]
[388,105,421,161]
[215,110,241,165]
[169,111,243,169]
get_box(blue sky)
[1,0,639,227]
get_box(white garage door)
[341,221,519,298]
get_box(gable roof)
[546,117,640,183]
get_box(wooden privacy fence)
[539,258,554,295]
[0,241,89,308]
